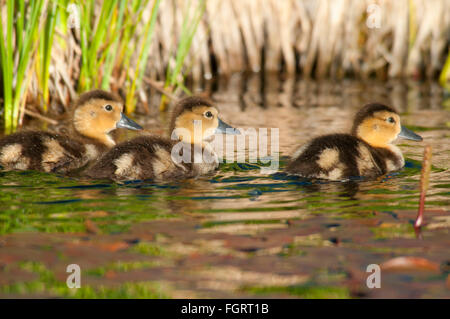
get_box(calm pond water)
[0,75,449,298]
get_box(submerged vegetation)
[0,0,449,132]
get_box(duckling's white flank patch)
[105,135,116,147]
[114,153,133,174]
[326,168,343,180]
[386,159,396,172]
[202,142,219,165]
[356,144,378,175]
[42,138,66,172]
[0,143,30,170]
[387,145,404,170]
[152,146,177,178]
[0,144,22,163]
[114,153,141,180]
[15,159,30,170]
[317,148,339,170]
[84,144,99,161]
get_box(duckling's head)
[351,103,422,148]
[72,90,142,146]
[169,96,239,144]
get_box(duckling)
[0,90,142,174]
[285,103,423,180]
[85,96,239,182]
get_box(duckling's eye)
[204,111,213,119]
[104,104,113,112]
[386,117,395,124]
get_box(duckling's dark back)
[0,90,138,174]
[285,133,400,180]
[0,130,87,172]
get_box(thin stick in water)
[415,145,432,229]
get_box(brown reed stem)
[414,145,432,229]
[24,109,58,125]
[143,77,178,101]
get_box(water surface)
[0,76,449,298]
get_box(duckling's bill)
[215,118,240,135]
[116,112,143,130]
[398,126,422,141]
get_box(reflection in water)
[0,78,448,298]
[213,72,445,113]
[0,77,448,229]
[272,172,361,198]
[303,180,361,199]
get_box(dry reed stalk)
[389,0,409,77]
[231,0,261,73]
[23,109,58,125]
[143,76,177,100]
[47,0,450,91]
[3,0,450,125]
[415,145,432,229]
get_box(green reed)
[100,0,126,90]
[0,0,206,132]
[115,0,148,73]
[439,52,450,91]
[125,0,161,114]
[78,0,119,91]
[159,0,206,111]
[0,0,48,134]
[76,0,162,114]
[36,0,58,111]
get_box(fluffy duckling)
[285,103,423,180]
[85,96,239,182]
[0,90,142,174]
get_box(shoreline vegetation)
[1,0,449,133]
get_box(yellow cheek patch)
[356,113,400,148]
[73,99,123,146]
[191,106,219,137]
[174,106,219,143]
[96,113,118,132]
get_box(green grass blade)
[101,0,126,90]
[40,0,58,111]
[1,0,15,133]
[13,0,45,130]
[160,0,206,111]
[78,0,94,91]
[126,0,161,113]
[439,52,450,91]
[15,0,25,56]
